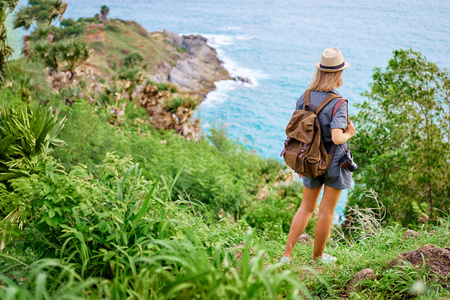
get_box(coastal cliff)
[9,18,237,140]
[80,20,230,99]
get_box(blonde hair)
[308,70,343,92]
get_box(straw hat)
[315,48,350,72]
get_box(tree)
[100,5,109,22]
[32,39,89,76]
[13,0,67,30]
[0,0,19,81]
[33,40,58,72]
[347,49,450,226]
[57,39,89,78]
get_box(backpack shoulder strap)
[303,89,311,110]
[314,93,340,115]
[332,98,350,125]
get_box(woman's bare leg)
[282,185,323,258]
[312,185,342,260]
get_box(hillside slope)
[80,20,230,98]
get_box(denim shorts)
[302,147,353,190]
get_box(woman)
[281,48,356,263]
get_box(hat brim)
[315,61,350,72]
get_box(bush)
[0,153,309,299]
[348,49,450,226]
[0,104,66,185]
[104,24,121,32]
[49,100,287,218]
[164,96,198,113]
[244,182,305,234]
[123,52,144,68]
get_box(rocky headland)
[43,19,242,141]
[79,20,245,100]
[153,30,230,99]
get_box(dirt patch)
[298,234,314,247]
[388,244,450,281]
[402,229,422,240]
[346,268,376,294]
[231,241,255,261]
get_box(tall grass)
[0,153,310,299]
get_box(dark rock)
[236,76,252,84]
[346,268,376,293]
[402,229,422,240]
[388,244,450,281]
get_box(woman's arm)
[331,122,356,145]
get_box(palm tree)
[100,5,109,22]
[48,0,67,23]
[0,0,19,81]
[57,39,90,79]
[13,5,35,29]
[21,35,31,61]
[13,0,68,30]
[34,40,59,72]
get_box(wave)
[201,80,236,105]
[198,34,267,106]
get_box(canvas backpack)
[280,89,348,178]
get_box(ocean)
[10,0,450,220]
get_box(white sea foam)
[200,34,268,106]
[180,32,266,106]
[202,34,234,47]
[224,25,242,31]
[235,35,256,41]
[201,80,236,106]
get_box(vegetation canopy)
[0,1,449,298]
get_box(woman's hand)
[332,122,356,145]
[345,122,356,138]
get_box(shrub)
[123,52,144,68]
[348,49,450,225]
[104,24,121,32]
[0,153,309,299]
[0,104,66,185]
[164,96,198,113]
[244,182,305,234]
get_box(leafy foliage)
[0,0,19,80]
[164,96,198,113]
[0,104,66,184]
[56,39,89,74]
[0,153,309,299]
[123,52,144,68]
[51,100,280,218]
[348,49,450,225]
[13,0,67,29]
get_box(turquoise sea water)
[12,0,450,220]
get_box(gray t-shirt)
[295,89,348,154]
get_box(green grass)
[84,21,175,76]
[0,95,449,299]
[1,17,449,298]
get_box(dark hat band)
[319,61,346,70]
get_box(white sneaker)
[279,257,290,264]
[319,253,337,264]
